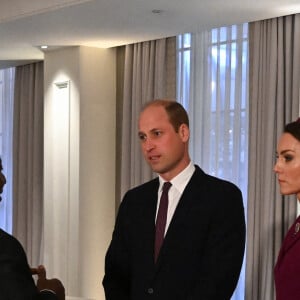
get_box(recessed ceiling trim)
[0,0,94,23]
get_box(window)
[0,67,15,233]
[177,24,248,300]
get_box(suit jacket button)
[147,288,154,294]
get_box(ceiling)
[0,0,299,68]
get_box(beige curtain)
[246,14,300,300]
[117,37,176,201]
[0,68,15,233]
[13,62,44,267]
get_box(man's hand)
[31,265,65,300]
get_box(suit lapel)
[276,216,300,267]
[281,216,300,251]
[155,167,205,266]
[137,179,159,269]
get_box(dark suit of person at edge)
[0,157,65,300]
[103,99,246,300]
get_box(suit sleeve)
[0,232,38,299]
[0,231,58,300]
[102,193,131,300]
[36,291,59,300]
[188,182,246,300]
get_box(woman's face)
[274,133,300,199]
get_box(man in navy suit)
[0,157,65,300]
[103,99,246,300]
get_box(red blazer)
[275,215,300,300]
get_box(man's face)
[0,160,6,200]
[138,105,190,181]
[274,133,300,199]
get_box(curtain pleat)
[119,37,176,200]
[246,13,300,300]
[13,61,44,267]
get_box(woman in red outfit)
[274,119,300,300]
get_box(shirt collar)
[159,162,195,193]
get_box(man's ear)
[179,124,190,142]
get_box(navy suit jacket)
[0,229,58,300]
[274,215,300,300]
[103,165,246,300]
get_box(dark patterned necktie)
[154,182,172,262]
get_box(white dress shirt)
[156,162,195,235]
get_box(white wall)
[44,46,116,300]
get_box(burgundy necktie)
[154,182,172,262]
